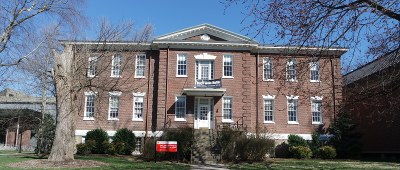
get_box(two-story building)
[62,24,347,150]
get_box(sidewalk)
[190,163,229,170]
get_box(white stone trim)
[194,53,217,60]
[250,133,313,140]
[286,95,299,99]
[75,130,164,138]
[263,95,276,99]
[311,96,323,100]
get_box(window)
[287,96,299,124]
[135,54,146,78]
[222,97,233,122]
[133,94,144,121]
[311,97,323,124]
[176,54,187,76]
[263,57,273,81]
[286,59,296,81]
[84,92,95,120]
[175,96,186,121]
[223,55,233,77]
[135,138,142,153]
[108,92,121,120]
[111,54,122,77]
[263,95,275,123]
[88,57,98,77]
[310,61,320,82]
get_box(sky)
[83,0,250,40]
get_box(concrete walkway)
[190,163,229,170]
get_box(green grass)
[0,153,190,170]
[228,158,400,170]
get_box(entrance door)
[197,61,213,80]
[197,98,211,128]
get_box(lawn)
[0,153,190,170]
[229,158,400,170]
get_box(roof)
[61,24,348,56]
[343,48,400,85]
[0,88,56,104]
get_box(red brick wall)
[73,46,342,138]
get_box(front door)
[196,98,212,129]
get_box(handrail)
[214,115,247,131]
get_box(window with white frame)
[176,54,187,76]
[135,54,146,78]
[175,96,186,120]
[287,96,299,124]
[263,57,273,81]
[222,97,233,121]
[263,95,275,123]
[108,92,121,120]
[311,97,323,124]
[84,92,95,120]
[286,59,296,81]
[310,61,320,82]
[88,57,98,77]
[135,137,142,153]
[133,93,144,121]
[111,54,122,77]
[223,55,233,77]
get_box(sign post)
[155,141,178,163]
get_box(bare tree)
[224,0,399,70]
[49,20,153,162]
[0,0,85,67]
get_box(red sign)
[156,141,178,152]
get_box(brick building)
[62,24,347,149]
[343,49,400,156]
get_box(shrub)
[113,142,126,155]
[318,146,336,159]
[76,143,89,155]
[235,136,275,162]
[161,127,194,162]
[274,142,290,158]
[113,128,136,155]
[218,128,244,161]
[290,146,312,159]
[85,139,95,152]
[85,129,109,154]
[288,134,308,147]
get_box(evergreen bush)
[274,142,290,158]
[288,134,308,147]
[161,127,194,162]
[76,143,89,155]
[235,136,275,162]
[85,129,109,154]
[318,146,336,159]
[290,146,312,159]
[113,128,136,155]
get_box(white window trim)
[286,59,297,82]
[310,61,321,83]
[135,54,146,78]
[83,91,97,121]
[263,57,274,81]
[176,54,188,77]
[311,96,323,124]
[222,97,234,123]
[108,91,121,120]
[222,54,234,79]
[175,96,186,121]
[87,57,98,78]
[287,95,299,124]
[132,92,145,121]
[263,95,275,124]
[111,55,122,78]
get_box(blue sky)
[84,0,249,40]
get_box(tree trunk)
[48,45,75,162]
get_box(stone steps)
[192,129,221,164]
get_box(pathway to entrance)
[190,163,228,170]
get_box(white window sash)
[286,59,297,81]
[311,99,323,124]
[84,92,95,120]
[111,55,122,77]
[108,92,121,120]
[287,98,298,124]
[310,61,320,82]
[264,99,274,123]
[133,96,144,121]
[223,55,233,78]
[176,54,187,77]
[135,55,146,78]
[263,58,274,81]
[88,57,98,77]
[175,96,186,121]
[222,97,233,122]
